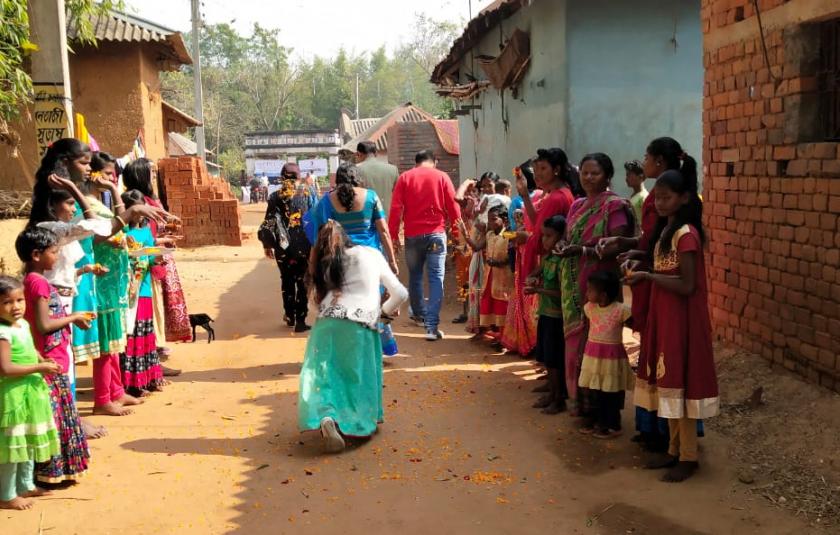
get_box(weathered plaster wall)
[69,41,145,157]
[457,0,569,181]
[566,0,703,197]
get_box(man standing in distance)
[355,141,399,214]
[388,149,461,341]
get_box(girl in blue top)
[119,191,164,397]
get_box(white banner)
[254,159,286,175]
[298,158,329,177]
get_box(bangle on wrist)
[115,215,127,227]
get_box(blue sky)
[130,0,497,60]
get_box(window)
[819,19,840,140]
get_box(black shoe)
[294,322,311,333]
[452,314,468,324]
[284,315,295,327]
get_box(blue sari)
[71,208,99,364]
[308,190,397,356]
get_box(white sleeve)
[377,252,408,315]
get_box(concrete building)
[432,0,703,196]
[701,0,840,391]
[244,129,341,179]
[0,10,193,190]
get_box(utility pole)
[28,0,74,159]
[355,73,360,119]
[190,0,207,165]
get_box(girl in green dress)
[0,276,61,510]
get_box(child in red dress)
[626,168,719,483]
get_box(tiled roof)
[67,10,192,67]
[342,103,436,153]
[349,117,380,138]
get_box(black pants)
[580,388,624,431]
[277,257,308,323]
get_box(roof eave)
[162,101,202,127]
[430,0,527,85]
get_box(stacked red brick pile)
[702,0,840,390]
[158,156,242,247]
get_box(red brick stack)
[157,156,242,247]
[702,0,840,391]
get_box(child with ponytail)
[624,142,719,482]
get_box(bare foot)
[0,497,34,510]
[661,461,699,482]
[644,454,679,470]
[117,394,143,406]
[20,487,53,498]
[81,419,108,439]
[93,402,133,416]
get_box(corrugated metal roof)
[67,10,192,67]
[342,103,436,153]
[168,132,215,157]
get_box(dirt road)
[3,205,810,534]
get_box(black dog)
[189,313,215,343]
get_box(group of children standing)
[454,137,719,483]
[1,138,188,510]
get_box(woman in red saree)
[557,153,634,416]
[501,150,575,356]
[122,159,192,349]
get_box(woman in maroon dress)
[625,166,719,483]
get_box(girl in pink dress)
[577,271,634,438]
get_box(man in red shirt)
[388,150,461,341]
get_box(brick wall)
[702,0,840,390]
[387,122,461,184]
[158,156,243,247]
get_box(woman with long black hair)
[298,220,407,453]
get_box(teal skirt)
[298,318,383,437]
[72,237,99,363]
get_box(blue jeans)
[404,233,447,331]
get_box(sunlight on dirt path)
[2,205,812,534]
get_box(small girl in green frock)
[0,276,61,510]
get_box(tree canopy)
[160,14,459,180]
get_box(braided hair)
[334,163,361,211]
